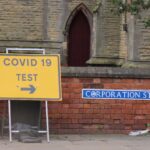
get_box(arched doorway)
[68,10,91,66]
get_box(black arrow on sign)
[21,85,36,94]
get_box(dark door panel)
[11,101,41,126]
[68,11,90,66]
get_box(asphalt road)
[0,134,150,150]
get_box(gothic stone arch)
[64,3,93,66]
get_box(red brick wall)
[0,76,150,134]
[0,101,7,118]
[41,77,150,134]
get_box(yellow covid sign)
[0,55,62,101]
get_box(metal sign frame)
[6,48,50,142]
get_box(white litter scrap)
[129,129,149,136]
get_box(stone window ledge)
[62,67,150,79]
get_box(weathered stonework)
[87,0,124,66]
[123,9,150,68]
[0,0,43,40]
[0,0,149,67]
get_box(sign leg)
[45,100,50,142]
[8,100,12,142]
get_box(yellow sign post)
[0,55,62,100]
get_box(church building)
[0,0,150,135]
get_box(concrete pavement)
[0,134,150,150]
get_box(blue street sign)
[82,89,150,100]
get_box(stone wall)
[137,9,150,61]
[0,0,96,42]
[0,0,149,67]
[48,0,96,41]
[0,0,43,41]
[124,10,150,68]
[0,0,97,64]
[86,0,125,66]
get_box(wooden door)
[68,11,90,66]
